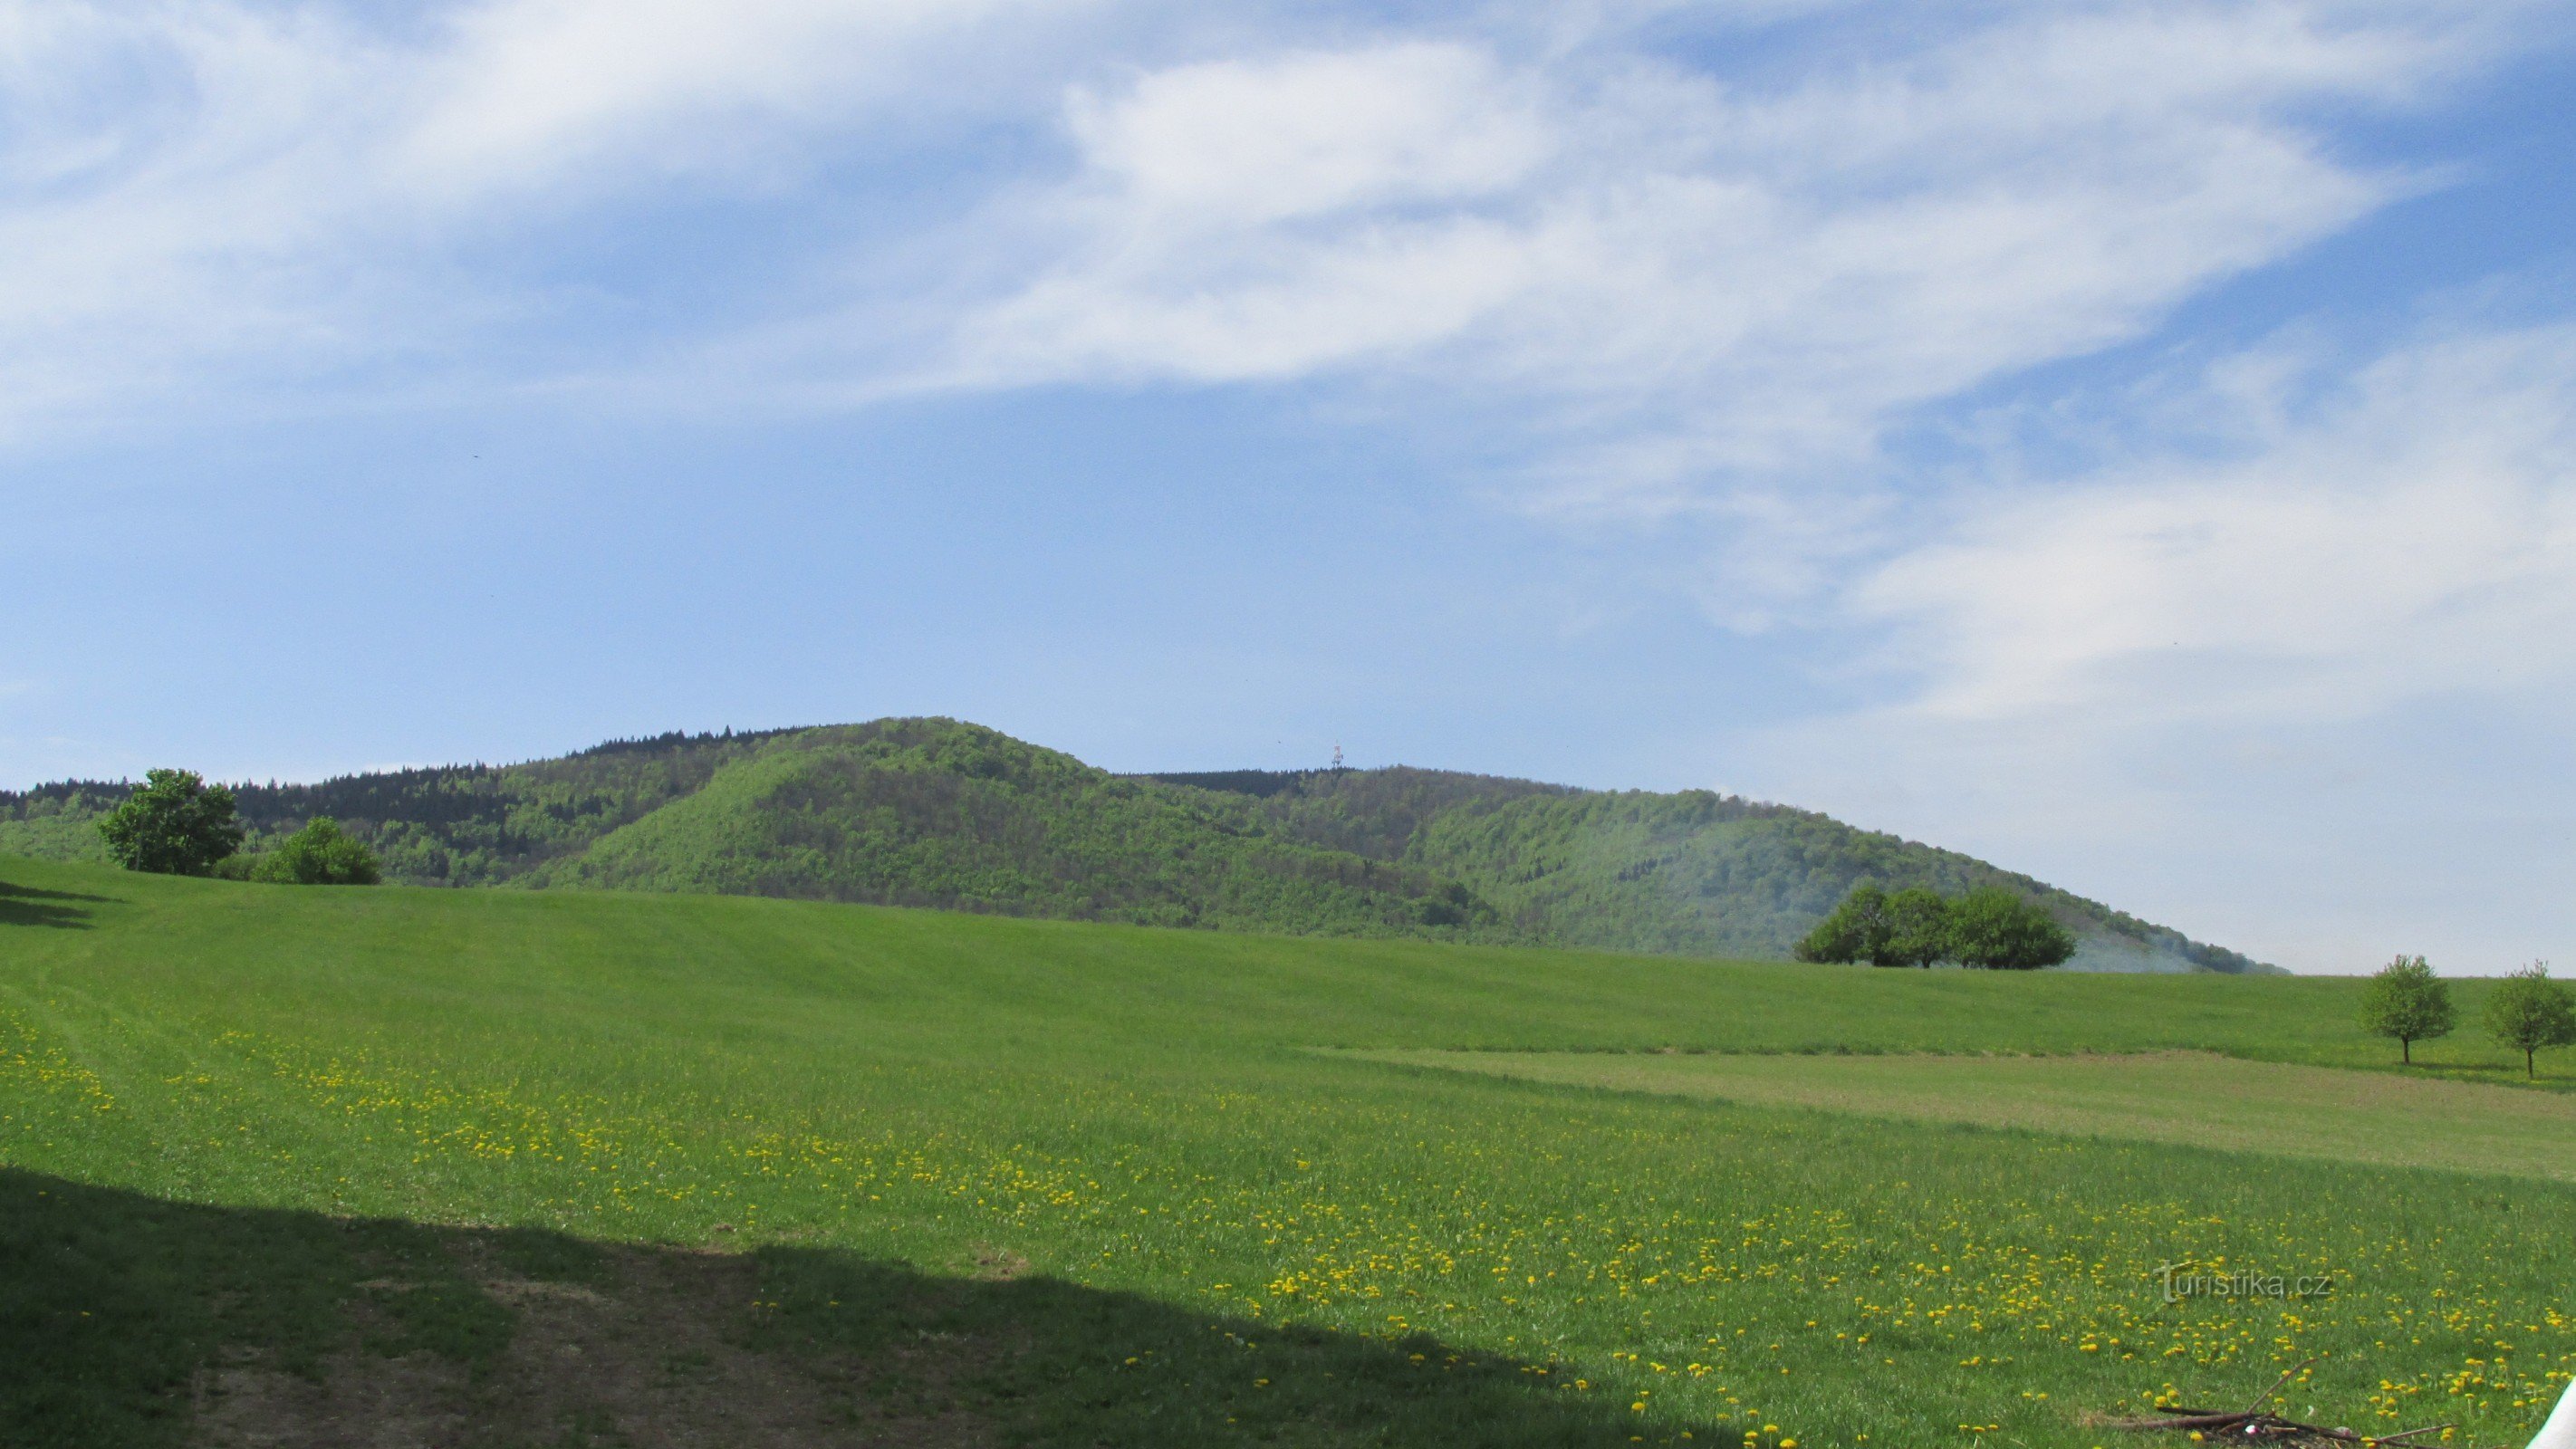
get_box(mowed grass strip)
[1353,1049,2576,1182]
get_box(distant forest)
[0,718,2274,972]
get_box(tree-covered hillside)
[0,719,2276,970]
[1151,769,2267,972]
[0,729,794,882]
[531,722,1467,934]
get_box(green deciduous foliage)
[249,817,382,886]
[8,720,2280,971]
[1944,888,2079,971]
[1799,883,2074,971]
[1794,881,1889,964]
[1879,888,1952,969]
[1794,883,1955,968]
[96,770,244,877]
[2482,962,2576,1079]
[2357,955,2455,1064]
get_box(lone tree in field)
[251,817,381,886]
[97,769,244,876]
[1944,887,2079,970]
[2483,962,2576,1080]
[1795,883,1955,967]
[2358,955,2455,1064]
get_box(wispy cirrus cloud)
[929,3,2501,523]
[1852,321,2576,726]
[0,0,1107,440]
[395,0,1103,198]
[0,0,2535,485]
[1714,317,2576,972]
[6,0,2575,973]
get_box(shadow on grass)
[0,1167,1722,1449]
[2395,1060,2576,1090]
[0,878,115,929]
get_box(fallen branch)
[2249,1360,2327,1416]
[2095,1359,2456,1447]
[2104,1406,2456,1445]
[2112,1410,2452,1441]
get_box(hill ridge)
[0,717,2278,972]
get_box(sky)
[5,0,2576,974]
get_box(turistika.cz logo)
[2157,1262,2337,1304]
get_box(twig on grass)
[2247,1358,2325,1415]
[2107,1406,2456,1445]
[2095,1359,2458,1447]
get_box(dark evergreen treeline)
[0,719,2275,971]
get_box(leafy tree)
[97,769,244,876]
[5,721,2290,973]
[1794,881,1889,964]
[250,817,382,886]
[2483,963,2576,1079]
[1794,883,1957,967]
[1416,881,1486,927]
[2357,955,2454,1064]
[1879,888,1953,968]
[1945,887,2078,970]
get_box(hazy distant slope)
[1148,768,2273,973]
[1,721,2274,970]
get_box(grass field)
[4,857,2572,1448]
[1352,1050,2576,1183]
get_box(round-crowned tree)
[1796,882,1949,966]
[97,769,245,876]
[1945,887,2079,971]
[1878,888,1953,968]
[2358,955,2455,1065]
[1794,881,1889,964]
[2483,962,2576,1080]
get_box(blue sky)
[6,0,2576,974]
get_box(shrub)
[250,818,382,887]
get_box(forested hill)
[0,719,2277,972]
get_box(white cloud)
[0,0,1105,442]
[1720,321,2576,973]
[0,3,388,436]
[942,43,1555,383]
[397,0,1087,197]
[0,0,2544,476]
[1068,44,1552,228]
[937,2,2481,518]
[1854,325,2576,724]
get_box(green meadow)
[1352,1051,2576,1183]
[3,857,2571,1448]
